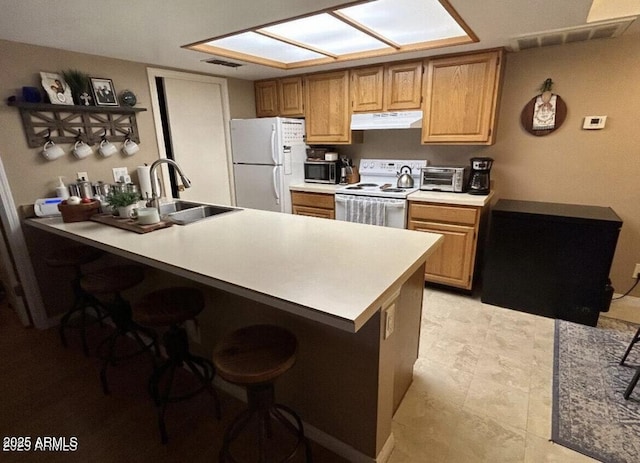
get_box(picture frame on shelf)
[40,71,74,105]
[90,77,118,106]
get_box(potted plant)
[105,190,141,218]
[61,69,91,105]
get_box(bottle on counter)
[55,176,69,200]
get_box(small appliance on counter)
[420,166,468,193]
[34,197,63,217]
[304,159,340,184]
[467,157,493,195]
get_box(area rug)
[553,317,640,463]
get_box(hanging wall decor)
[520,78,567,136]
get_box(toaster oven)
[420,166,469,192]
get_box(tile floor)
[388,288,640,463]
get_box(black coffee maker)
[467,157,493,195]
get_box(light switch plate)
[384,303,396,339]
[112,167,128,182]
[583,116,607,130]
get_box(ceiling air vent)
[509,17,636,51]
[202,58,243,68]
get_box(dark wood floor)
[0,298,348,462]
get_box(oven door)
[335,194,407,228]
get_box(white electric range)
[335,159,427,228]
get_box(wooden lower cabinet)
[291,191,335,219]
[408,201,486,290]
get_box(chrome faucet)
[147,158,192,210]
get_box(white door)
[147,69,233,206]
[0,155,46,328]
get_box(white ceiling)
[1,0,638,81]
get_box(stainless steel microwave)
[420,166,469,192]
[304,160,339,184]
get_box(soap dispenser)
[55,176,69,199]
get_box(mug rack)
[8,101,146,148]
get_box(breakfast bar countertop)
[26,207,442,332]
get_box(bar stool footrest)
[220,400,311,462]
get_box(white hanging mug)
[121,138,140,156]
[73,140,93,159]
[42,140,65,161]
[99,139,117,157]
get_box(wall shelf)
[8,101,146,148]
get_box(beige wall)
[340,34,640,296]
[0,39,254,206]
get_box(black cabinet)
[481,199,622,326]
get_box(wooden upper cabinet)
[278,77,304,117]
[351,66,384,112]
[255,78,304,117]
[351,61,422,113]
[422,50,504,145]
[255,80,278,118]
[385,61,423,110]
[304,70,352,144]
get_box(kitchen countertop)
[26,208,441,332]
[290,182,495,207]
[290,183,342,194]
[408,190,495,207]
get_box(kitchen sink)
[164,203,240,225]
[157,200,203,215]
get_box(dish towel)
[345,196,387,226]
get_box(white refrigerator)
[230,117,306,213]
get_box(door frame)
[0,154,48,328]
[146,68,236,205]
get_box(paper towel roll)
[137,165,158,201]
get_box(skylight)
[184,0,477,70]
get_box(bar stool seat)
[620,325,640,399]
[80,265,157,394]
[133,287,221,444]
[44,246,105,356]
[213,324,311,463]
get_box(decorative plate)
[119,90,137,107]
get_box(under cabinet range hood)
[350,110,423,130]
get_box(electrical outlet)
[384,303,396,339]
[76,171,88,181]
[633,263,640,279]
[112,167,128,183]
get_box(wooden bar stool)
[213,324,311,463]
[44,246,105,356]
[80,265,157,394]
[133,287,221,444]
[620,325,640,399]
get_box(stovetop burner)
[335,159,428,199]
